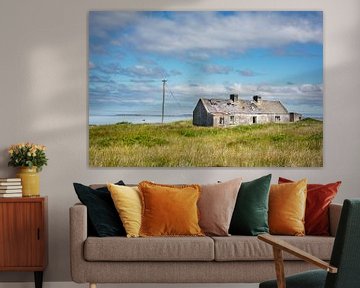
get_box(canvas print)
[89,11,323,167]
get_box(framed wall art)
[88,11,323,167]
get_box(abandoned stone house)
[193,94,302,127]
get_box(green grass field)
[89,119,323,167]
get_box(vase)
[16,167,40,197]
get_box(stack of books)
[0,178,22,197]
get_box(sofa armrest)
[69,203,88,283]
[329,203,342,237]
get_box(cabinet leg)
[34,271,43,288]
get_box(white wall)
[0,0,359,283]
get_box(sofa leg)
[89,283,96,288]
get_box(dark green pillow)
[229,174,272,236]
[73,181,126,237]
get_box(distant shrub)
[301,118,323,123]
[116,121,132,125]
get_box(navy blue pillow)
[73,181,126,237]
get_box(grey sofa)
[70,202,342,288]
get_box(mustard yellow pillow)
[138,181,204,237]
[107,183,142,238]
[269,179,307,236]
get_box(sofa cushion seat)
[84,236,215,261]
[212,235,334,261]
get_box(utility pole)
[162,79,167,124]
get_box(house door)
[252,116,257,124]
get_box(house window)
[275,116,280,122]
[230,115,235,124]
[219,117,224,125]
[252,116,257,124]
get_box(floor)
[0,283,259,288]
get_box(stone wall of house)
[290,113,302,122]
[211,113,290,127]
[193,101,213,126]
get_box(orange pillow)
[138,181,204,237]
[269,179,307,236]
[278,177,341,236]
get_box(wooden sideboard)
[0,197,48,288]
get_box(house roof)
[200,98,289,115]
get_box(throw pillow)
[138,181,203,237]
[73,181,126,237]
[107,183,142,238]
[269,179,307,236]
[229,174,272,236]
[198,178,242,236]
[279,177,341,236]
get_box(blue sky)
[89,11,323,122]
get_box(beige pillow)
[198,178,242,236]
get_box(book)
[0,178,21,182]
[0,193,22,198]
[0,182,22,186]
[0,185,22,189]
[0,189,22,193]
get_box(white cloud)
[106,12,323,56]
[254,84,323,99]
[201,64,233,74]
[89,11,139,39]
[237,69,261,77]
[90,80,323,116]
[167,82,323,109]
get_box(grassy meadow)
[89,119,323,167]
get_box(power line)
[161,79,167,123]
[166,83,183,111]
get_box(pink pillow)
[198,178,242,236]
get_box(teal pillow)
[229,174,272,236]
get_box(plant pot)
[16,167,40,197]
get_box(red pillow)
[278,177,341,236]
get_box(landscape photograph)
[88,11,323,167]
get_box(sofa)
[70,201,342,287]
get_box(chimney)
[230,94,238,102]
[253,95,262,103]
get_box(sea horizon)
[89,113,323,125]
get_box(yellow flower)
[8,142,48,170]
[38,145,46,151]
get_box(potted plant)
[8,143,48,197]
